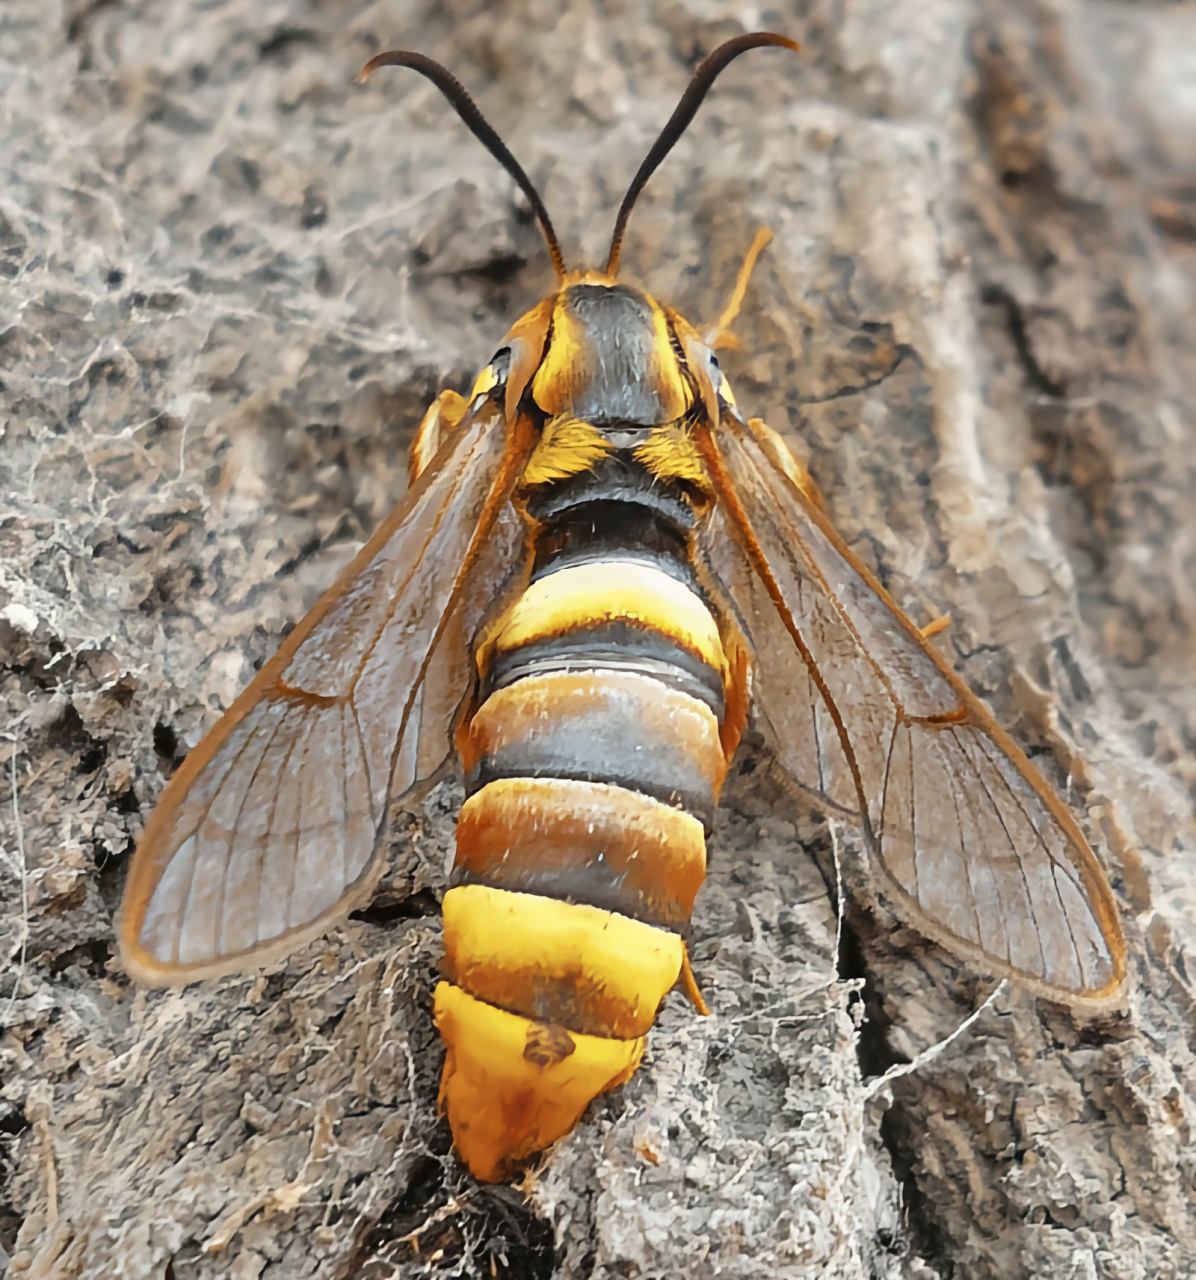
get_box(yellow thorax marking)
[529,311,573,415]
[522,415,614,487]
[530,300,590,416]
[530,289,690,422]
[647,298,690,420]
[633,421,712,493]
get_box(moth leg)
[920,614,952,639]
[706,226,772,349]
[679,945,711,1016]
[409,389,468,481]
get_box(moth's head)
[531,276,726,426]
[483,273,734,436]
[359,35,797,426]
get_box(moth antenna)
[605,33,801,277]
[358,50,567,281]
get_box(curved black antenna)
[358,51,567,280]
[605,33,801,277]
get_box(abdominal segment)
[436,555,736,1181]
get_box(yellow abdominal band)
[434,884,684,1181]
[477,559,727,679]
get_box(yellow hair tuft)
[633,421,712,491]
[522,415,614,487]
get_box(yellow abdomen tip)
[434,982,645,1182]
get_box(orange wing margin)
[696,412,1127,1007]
[120,399,532,985]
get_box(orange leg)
[680,944,712,1016]
[706,227,772,349]
[920,614,952,639]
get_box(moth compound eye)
[490,346,512,380]
[704,349,725,388]
[705,348,738,409]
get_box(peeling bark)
[1,2,1193,1277]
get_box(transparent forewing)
[699,413,1126,1003]
[696,500,859,819]
[121,401,525,983]
[395,497,529,790]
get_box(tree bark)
[1,2,1194,1277]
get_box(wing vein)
[703,425,873,828]
[214,708,288,956]
[943,732,983,949]
[950,727,1016,967]
[734,422,907,713]
[347,425,488,703]
[336,702,350,895]
[255,712,309,947]
[956,728,1051,979]
[811,664,825,793]
[879,717,899,845]
[120,394,529,981]
[284,716,324,931]
[908,721,920,900]
[382,445,524,807]
[346,696,377,822]
[175,710,281,962]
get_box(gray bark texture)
[1,1,1194,1277]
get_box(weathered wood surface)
[1,2,1194,1277]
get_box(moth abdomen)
[435,500,739,1180]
